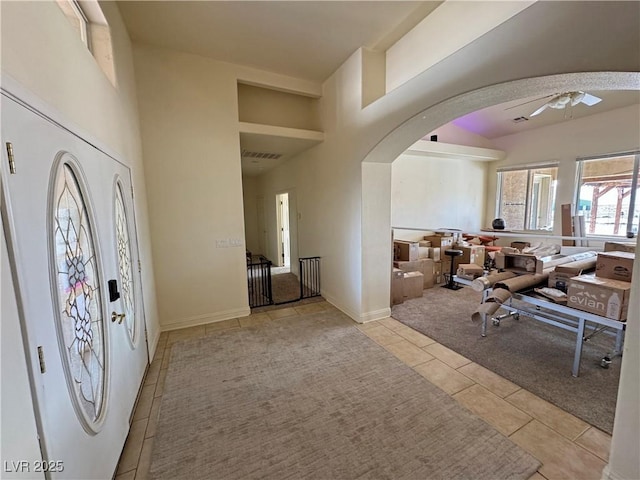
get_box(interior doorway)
[276,192,291,272]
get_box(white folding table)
[455,276,626,377]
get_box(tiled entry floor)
[115,302,611,480]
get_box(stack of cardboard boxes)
[566,243,635,321]
[391,233,487,304]
[392,240,433,304]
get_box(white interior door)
[281,193,290,267]
[276,193,291,268]
[1,94,147,478]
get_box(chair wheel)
[600,357,611,369]
[492,319,500,327]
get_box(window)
[496,165,558,231]
[576,152,640,237]
[56,0,117,87]
[56,0,90,49]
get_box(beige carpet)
[149,308,540,479]
[392,286,620,433]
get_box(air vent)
[512,116,529,123]
[241,149,282,160]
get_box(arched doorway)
[360,71,640,480]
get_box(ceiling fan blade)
[504,94,554,111]
[581,92,602,106]
[529,103,549,117]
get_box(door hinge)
[37,346,46,374]
[131,186,134,199]
[138,260,142,273]
[6,142,16,174]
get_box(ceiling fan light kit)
[529,91,602,117]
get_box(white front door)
[1,94,148,478]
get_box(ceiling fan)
[529,91,602,117]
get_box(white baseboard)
[359,307,392,323]
[148,330,161,362]
[601,465,626,480]
[161,306,251,331]
[322,293,391,324]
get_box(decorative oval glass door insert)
[51,160,106,432]
[114,181,136,344]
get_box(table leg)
[481,312,487,337]
[572,318,586,377]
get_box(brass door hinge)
[6,142,16,174]
[37,346,46,374]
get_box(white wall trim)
[322,292,391,324]
[148,330,162,362]
[359,307,392,323]
[601,465,625,480]
[322,293,360,323]
[161,307,251,331]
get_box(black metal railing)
[299,256,321,299]
[247,256,273,308]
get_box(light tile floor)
[115,303,611,480]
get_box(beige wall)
[133,44,250,330]
[392,155,487,231]
[238,83,321,131]
[242,175,261,255]
[386,1,534,92]
[486,105,640,236]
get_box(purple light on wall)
[452,115,484,136]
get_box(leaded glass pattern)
[115,182,136,343]
[52,162,105,429]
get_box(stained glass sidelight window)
[115,182,136,343]
[51,161,105,431]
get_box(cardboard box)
[423,235,454,249]
[567,275,631,320]
[596,251,635,282]
[391,268,404,305]
[434,261,443,284]
[428,247,441,262]
[394,259,434,289]
[511,241,531,250]
[496,252,576,274]
[458,245,485,268]
[418,240,432,248]
[403,271,424,299]
[394,240,419,261]
[422,258,435,289]
[495,252,538,273]
[456,263,483,280]
[604,241,636,254]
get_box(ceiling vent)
[241,149,282,160]
[512,116,529,123]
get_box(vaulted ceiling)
[117,1,640,175]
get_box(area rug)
[392,286,621,433]
[271,272,301,304]
[149,309,540,479]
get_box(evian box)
[567,275,631,321]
